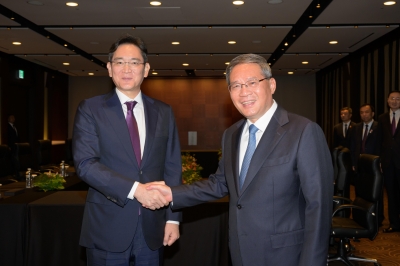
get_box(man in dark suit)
[350,104,379,171]
[378,90,400,233]
[72,34,182,265]
[7,114,20,178]
[333,107,356,149]
[148,54,333,266]
[350,104,383,225]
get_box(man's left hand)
[164,223,180,246]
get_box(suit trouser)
[86,215,161,266]
[383,163,400,229]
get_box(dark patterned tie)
[392,112,396,136]
[239,124,258,189]
[361,124,368,153]
[125,101,141,166]
[344,124,348,137]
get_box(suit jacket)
[333,121,356,149]
[171,106,333,266]
[378,112,400,169]
[7,123,19,148]
[350,121,379,171]
[72,90,182,252]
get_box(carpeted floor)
[329,188,400,266]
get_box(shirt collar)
[115,89,143,107]
[364,119,374,127]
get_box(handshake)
[135,181,173,210]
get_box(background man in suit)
[350,104,379,171]
[72,34,182,266]
[333,107,356,149]
[148,54,333,266]
[7,114,20,179]
[350,103,383,225]
[378,90,400,233]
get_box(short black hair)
[360,103,374,112]
[108,34,148,63]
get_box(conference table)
[0,179,230,266]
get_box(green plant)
[181,153,203,184]
[34,171,66,192]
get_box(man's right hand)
[134,181,170,210]
[146,183,173,203]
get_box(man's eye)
[248,81,257,86]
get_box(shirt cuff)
[167,220,180,225]
[127,181,139,200]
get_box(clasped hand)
[134,181,173,210]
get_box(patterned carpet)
[329,188,400,266]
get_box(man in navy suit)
[350,104,379,171]
[350,103,383,225]
[7,114,20,179]
[333,107,356,149]
[73,34,182,265]
[148,54,333,266]
[378,91,400,233]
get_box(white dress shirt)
[239,100,278,173]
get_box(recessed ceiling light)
[225,62,230,65]
[66,2,78,7]
[302,61,309,64]
[182,63,189,66]
[288,72,294,74]
[171,42,180,45]
[27,1,44,5]
[329,41,338,44]
[88,73,94,76]
[228,41,236,44]
[152,72,158,75]
[284,42,288,46]
[384,1,396,5]
[150,1,162,6]
[63,62,70,65]
[268,0,283,4]
[12,42,21,45]
[233,1,244,5]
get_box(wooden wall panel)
[141,78,243,150]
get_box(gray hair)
[225,54,272,85]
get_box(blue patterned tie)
[239,124,258,189]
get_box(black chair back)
[335,147,352,198]
[0,144,12,178]
[353,154,382,240]
[15,143,32,176]
[37,140,52,166]
[332,145,343,182]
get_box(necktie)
[125,101,141,166]
[344,123,348,137]
[361,124,368,153]
[239,124,258,189]
[392,112,396,136]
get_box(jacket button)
[237,204,242,209]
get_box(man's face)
[387,92,400,111]
[8,115,15,123]
[360,105,374,123]
[107,44,150,96]
[229,63,276,123]
[340,110,351,123]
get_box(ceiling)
[0,0,399,78]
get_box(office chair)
[328,154,382,266]
[333,147,353,218]
[15,143,33,179]
[36,139,56,171]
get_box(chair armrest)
[332,204,370,217]
[332,196,352,205]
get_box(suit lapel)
[240,107,288,193]
[231,121,245,196]
[103,90,138,168]
[141,95,158,167]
